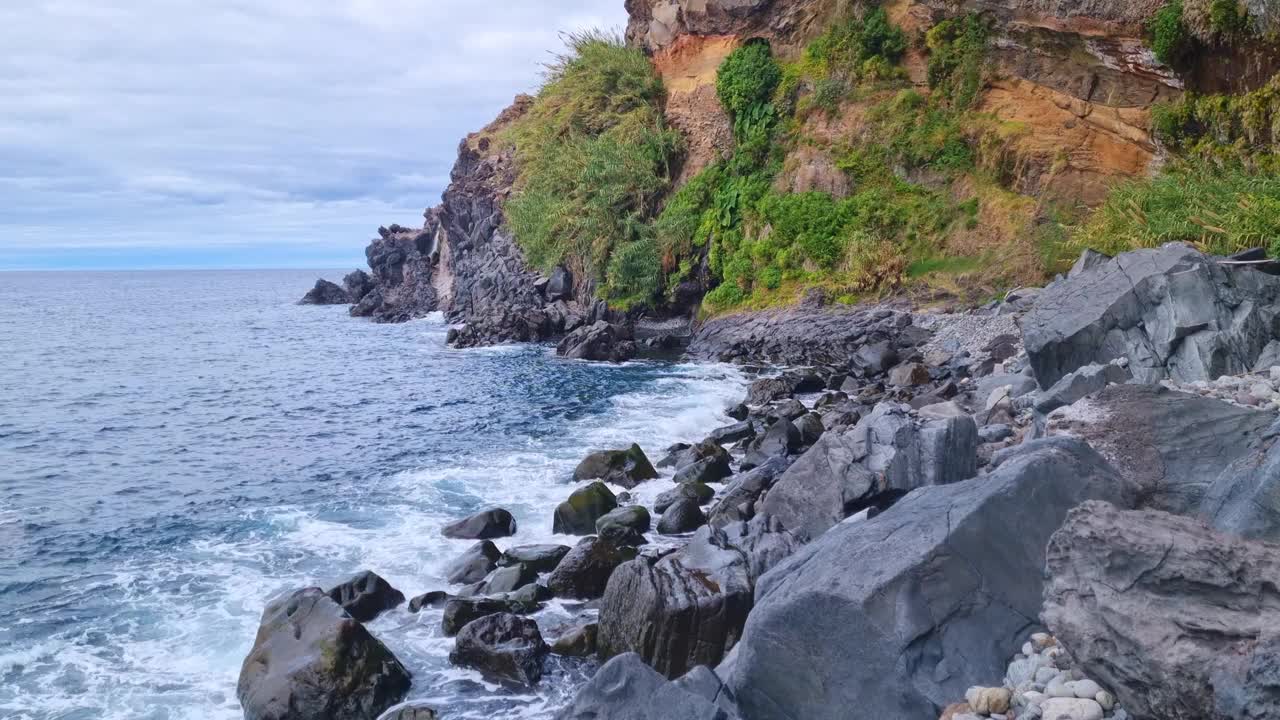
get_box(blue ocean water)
[0,270,745,720]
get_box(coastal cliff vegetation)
[499,1,1280,316]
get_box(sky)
[0,0,628,270]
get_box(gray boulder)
[238,588,410,720]
[1202,435,1280,540]
[598,516,800,678]
[1046,384,1271,513]
[708,421,755,445]
[657,498,707,535]
[724,438,1136,720]
[449,612,548,687]
[498,544,570,573]
[553,482,618,535]
[444,541,501,585]
[655,482,715,514]
[1044,501,1280,720]
[556,653,737,720]
[596,505,652,535]
[573,444,658,489]
[441,508,517,540]
[1022,243,1280,387]
[740,419,801,470]
[441,596,541,636]
[477,563,538,596]
[379,705,437,720]
[546,536,632,600]
[707,457,792,528]
[557,321,636,363]
[1032,361,1131,414]
[325,571,404,623]
[760,404,977,540]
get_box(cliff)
[337,0,1280,351]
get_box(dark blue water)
[0,270,745,720]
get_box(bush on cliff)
[504,31,682,307]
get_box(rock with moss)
[553,482,618,535]
[546,536,633,599]
[238,587,411,720]
[595,505,652,536]
[449,612,548,687]
[573,444,659,489]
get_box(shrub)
[504,31,682,307]
[1208,0,1251,37]
[1150,0,1193,64]
[926,15,989,109]
[717,41,782,138]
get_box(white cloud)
[0,0,628,269]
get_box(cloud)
[0,0,627,269]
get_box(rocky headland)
[276,0,1280,717]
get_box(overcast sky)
[0,0,628,270]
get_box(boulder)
[325,571,405,623]
[478,562,538,596]
[573,445,659,489]
[1201,436,1280,540]
[655,482,715,514]
[673,457,733,485]
[444,541,501,585]
[724,438,1137,720]
[1044,501,1280,720]
[794,412,824,445]
[657,498,707,535]
[237,588,411,720]
[556,653,737,720]
[707,457,792,528]
[498,544,571,573]
[598,516,801,678]
[888,362,930,387]
[596,505,652,535]
[553,482,618,535]
[551,622,598,657]
[449,613,548,687]
[1021,243,1280,387]
[380,705,438,720]
[1032,361,1131,414]
[557,321,637,362]
[760,404,977,540]
[441,596,542,636]
[740,419,801,470]
[746,376,797,405]
[546,265,573,301]
[1045,384,1271,513]
[764,398,807,421]
[546,536,632,599]
[441,508,517,540]
[407,591,450,613]
[299,279,351,305]
[708,420,755,445]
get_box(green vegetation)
[1151,74,1280,169]
[1209,0,1252,36]
[1073,161,1280,257]
[926,15,990,110]
[503,31,682,308]
[1150,0,1193,64]
[784,7,908,115]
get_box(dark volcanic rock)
[478,563,538,596]
[441,596,541,636]
[1046,384,1270,513]
[1202,435,1280,541]
[688,304,920,367]
[557,653,737,720]
[740,418,801,470]
[449,612,548,687]
[573,445,658,489]
[596,505,652,536]
[546,536,631,600]
[238,588,411,720]
[553,482,618,535]
[325,571,405,623]
[557,321,637,362]
[498,544,571,573]
[654,482,715,514]
[708,420,755,445]
[724,438,1137,720]
[707,457,792,528]
[1022,243,1280,387]
[408,591,450,613]
[1044,501,1280,720]
[445,541,502,585]
[656,498,707,534]
[381,705,439,720]
[550,622,598,657]
[545,265,573,302]
[299,279,351,305]
[442,508,518,540]
[598,516,800,678]
[342,269,375,304]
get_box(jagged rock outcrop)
[723,438,1137,720]
[1044,501,1280,720]
[237,588,411,720]
[298,279,351,306]
[1022,244,1280,387]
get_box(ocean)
[0,269,746,720]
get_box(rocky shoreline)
[264,242,1280,719]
